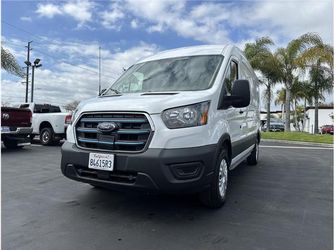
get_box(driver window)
[223,60,238,96]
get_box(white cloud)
[35,0,94,26]
[47,41,111,60]
[123,0,333,45]
[63,0,94,26]
[147,23,164,33]
[253,1,333,44]
[125,0,231,44]
[1,38,159,108]
[20,16,32,22]
[100,2,125,30]
[33,0,333,44]
[36,3,62,18]
[131,19,139,29]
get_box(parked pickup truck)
[1,107,33,149]
[19,103,71,145]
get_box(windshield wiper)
[102,88,122,96]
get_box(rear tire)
[247,140,259,165]
[3,140,20,149]
[199,148,229,208]
[40,127,54,145]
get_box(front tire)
[199,149,229,208]
[40,127,54,145]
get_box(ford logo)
[97,122,118,133]
[2,113,9,120]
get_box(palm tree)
[290,79,302,130]
[309,62,333,133]
[297,42,334,78]
[275,33,324,132]
[297,40,333,133]
[244,37,282,132]
[290,79,312,131]
[1,46,24,77]
[296,81,314,131]
[275,88,286,121]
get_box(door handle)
[239,110,244,114]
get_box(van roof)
[138,45,232,63]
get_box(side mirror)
[220,80,250,109]
[231,79,250,108]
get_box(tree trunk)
[314,96,319,134]
[285,87,291,132]
[302,97,307,132]
[266,84,271,132]
[294,99,298,131]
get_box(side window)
[223,60,238,96]
[34,104,42,113]
[41,106,50,113]
[50,106,61,113]
[240,62,254,103]
[34,104,51,113]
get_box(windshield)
[103,55,223,95]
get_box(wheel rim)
[42,131,50,143]
[218,158,228,198]
[255,143,259,161]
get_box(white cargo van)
[61,45,260,208]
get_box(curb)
[262,139,333,148]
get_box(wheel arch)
[39,121,53,133]
[216,133,232,166]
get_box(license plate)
[1,126,10,132]
[88,153,114,171]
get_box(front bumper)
[61,142,217,194]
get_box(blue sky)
[1,0,333,108]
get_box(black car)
[262,123,285,132]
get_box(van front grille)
[75,113,152,152]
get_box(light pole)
[24,60,31,103]
[31,58,42,103]
[24,41,32,103]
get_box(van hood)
[78,92,212,114]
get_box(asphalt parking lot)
[2,141,333,250]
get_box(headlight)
[162,101,210,129]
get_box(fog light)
[169,162,203,180]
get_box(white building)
[304,106,334,133]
